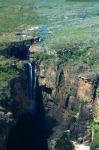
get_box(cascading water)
[32,61,37,101]
[7,28,50,150]
[7,60,49,150]
[28,62,33,100]
[27,61,38,114]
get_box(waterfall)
[32,62,37,101]
[27,61,37,113]
[28,62,33,100]
[7,61,48,150]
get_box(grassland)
[0,0,47,34]
[0,0,99,43]
[0,0,99,79]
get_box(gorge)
[7,60,48,150]
[0,27,99,150]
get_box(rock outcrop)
[6,37,40,59]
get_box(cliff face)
[39,61,78,109]
[37,60,99,148]
[39,60,99,117]
[77,77,93,102]
[77,74,99,121]
[10,75,29,116]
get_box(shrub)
[32,51,52,60]
[91,124,99,150]
[55,132,75,150]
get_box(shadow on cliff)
[7,80,58,150]
[0,37,40,59]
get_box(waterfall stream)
[27,61,37,114]
[28,62,33,100]
[32,61,37,101]
[6,26,51,150]
[7,60,49,150]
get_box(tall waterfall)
[28,62,33,100]
[7,60,48,150]
[27,61,37,113]
[32,61,37,101]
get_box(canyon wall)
[39,60,99,121]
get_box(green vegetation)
[79,99,88,106]
[0,0,99,70]
[0,0,48,50]
[55,44,99,69]
[32,51,53,60]
[0,0,48,35]
[0,57,22,87]
[55,132,75,150]
[91,123,99,150]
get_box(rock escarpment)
[0,38,99,150]
[38,59,99,149]
[39,60,99,121]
